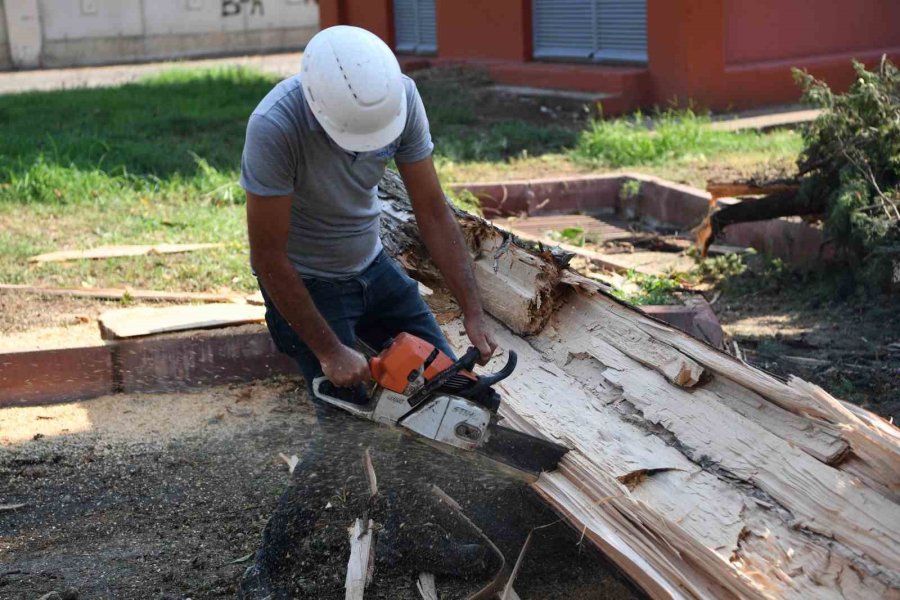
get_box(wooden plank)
[345,518,375,600]
[28,243,223,263]
[98,304,265,339]
[0,284,246,304]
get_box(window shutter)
[593,0,647,62]
[533,0,595,59]
[393,0,437,55]
[417,0,437,54]
[394,0,418,53]
[533,0,647,63]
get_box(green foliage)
[793,57,900,289]
[611,270,681,306]
[546,226,586,246]
[571,110,802,167]
[619,179,641,200]
[685,247,749,282]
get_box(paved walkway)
[709,106,822,131]
[0,52,302,95]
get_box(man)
[240,25,496,402]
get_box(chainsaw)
[312,333,568,478]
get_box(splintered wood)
[377,170,900,600]
[345,518,375,600]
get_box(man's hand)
[320,344,370,387]
[464,311,498,365]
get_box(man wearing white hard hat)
[241,26,497,402]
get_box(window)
[533,0,647,63]
[394,0,437,55]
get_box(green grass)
[0,66,275,293]
[0,65,804,295]
[572,110,803,167]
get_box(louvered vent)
[533,0,647,63]
[394,0,437,55]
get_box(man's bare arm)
[397,157,497,363]
[246,192,369,386]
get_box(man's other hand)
[320,345,370,387]
[464,312,498,365]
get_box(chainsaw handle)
[459,346,483,372]
[463,350,517,400]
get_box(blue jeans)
[259,251,455,391]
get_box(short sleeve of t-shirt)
[394,78,434,164]
[240,114,296,197]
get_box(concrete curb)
[450,174,829,265]
[0,327,296,408]
[642,296,725,350]
[449,173,711,229]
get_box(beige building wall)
[0,2,9,68]
[2,0,319,69]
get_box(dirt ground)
[715,282,900,421]
[0,379,642,600]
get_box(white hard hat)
[301,26,407,152]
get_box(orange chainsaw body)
[369,332,475,394]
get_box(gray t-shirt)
[240,74,433,278]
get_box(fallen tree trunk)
[696,189,826,256]
[377,171,900,600]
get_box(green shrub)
[793,56,900,290]
[611,270,681,306]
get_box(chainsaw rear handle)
[460,349,517,401]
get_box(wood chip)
[278,453,299,475]
[416,572,438,600]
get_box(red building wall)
[318,0,900,112]
[724,0,900,66]
[436,0,531,62]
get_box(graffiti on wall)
[222,0,265,17]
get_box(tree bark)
[697,190,827,256]
[378,170,900,600]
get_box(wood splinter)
[345,448,378,600]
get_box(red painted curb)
[0,345,113,408]
[450,173,711,229]
[721,217,832,266]
[642,296,725,350]
[0,329,296,408]
[115,331,296,394]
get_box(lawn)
[0,65,803,295]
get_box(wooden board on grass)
[98,304,265,340]
[29,243,223,263]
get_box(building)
[319,0,900,113]
[1,0,319,70]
